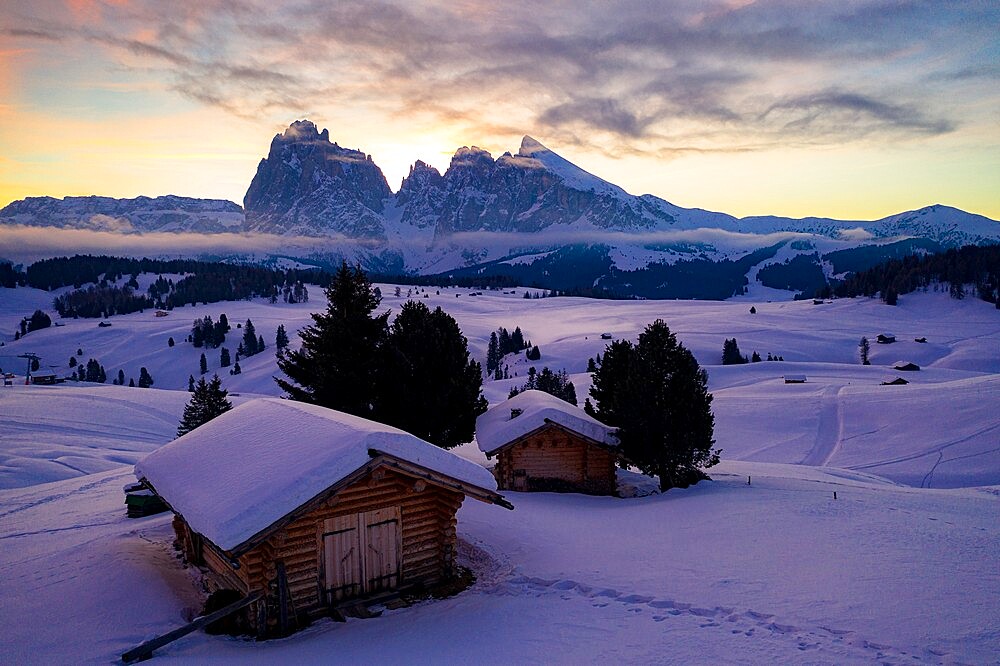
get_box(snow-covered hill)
[2,285,998,662]
[2,284,997,490]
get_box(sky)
[0,0,998,221]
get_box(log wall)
[228,466,464,629]
[495,425,617,495]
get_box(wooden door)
[362,507,401,594]
[322,514,362,602]
[322,507,402,603]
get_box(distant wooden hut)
[881,377,909,385]
[30,372,57,385]
[477,390,619,495]
[135,399,510,636]
[893,361,921,371]
[783,375,807,384]
[876,334,895,344]
[914,337,927,343]
[600,332,613,340]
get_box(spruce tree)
[276,262,388,417]
[275,324,289,350]
[486,331,499,375]
[168,337,174,348]
[138,367,153,388]
[859,336,871,365]
[199,352,207,375]
[117,369,125,385]
[375,300,486,448]
[242,319,258,356]
[220,347,231,368]
[128,378,135,387]
[69,356,77,368]
[590,320,717,491]
[511,326,525,350]
[177,374,233,437]
[188,374,195,392]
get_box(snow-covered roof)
[135,398,499,552]
[476,390,618,455]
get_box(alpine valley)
[3,120,998,299]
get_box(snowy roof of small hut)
[135,398,498,552]
[475,390,618,455]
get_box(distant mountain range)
[2,119,998,298]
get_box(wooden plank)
[322,514,361,603]
[362,506,401,594]
[121,591,263,664]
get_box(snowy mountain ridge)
[1,120,997,293]
[0,195,244,234]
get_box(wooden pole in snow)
[121,591,263,663]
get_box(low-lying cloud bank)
[0,224,835,268]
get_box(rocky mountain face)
[2,120,997,298]
[0,195,243,233]
[243,120,392,238]
[421,139,677,237]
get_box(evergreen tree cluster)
[191,314,230,348]
[722,338,749,365]
[486,326,530,377]
[830,244,1000,307]
[177,375,233,437]
[587,320,718,491]
[76,358,107,383]
[238,319,265,358]
[508,367,578,405]
[0,262,26,288]
[53,284,153,318]
[20,310,52,336]
[277,263,486,449]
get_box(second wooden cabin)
[135,398,511,636]
[476,390,620,495]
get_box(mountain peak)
[278,119,330,144]
[518,135,548,157]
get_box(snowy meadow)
[1,283,998,663]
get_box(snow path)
[497,575,921,663]
[800,386,844,466]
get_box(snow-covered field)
[1,283,998,663]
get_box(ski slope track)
[0,283,998,662]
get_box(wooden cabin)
[783,375,807,384]
[876,333,895,344]
[893,361,921,371]
[30,372,57,385]
[135,398,510,636]
[477,390,619,495]
[882,377,909,386]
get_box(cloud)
[761,89,954,137]
[539,98,653,138]
[3,0,997,159]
